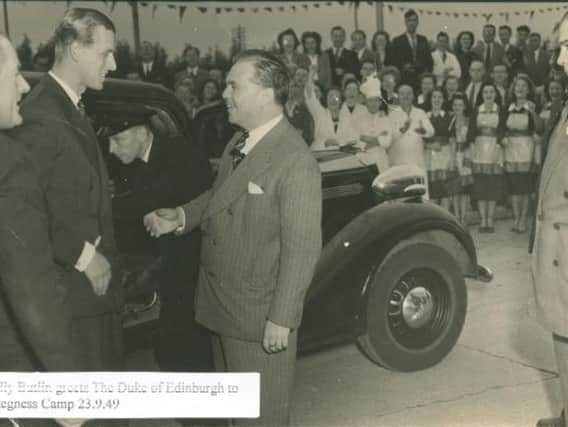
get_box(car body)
[22,72,489,372]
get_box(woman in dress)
[305,68,358,150]
[540,79,566,128]
[371,30,391,74]
[449,93,473,225]
[277,28,310,74]
[301,31,332,91]
[502,75,542,233]
[467,82,505,233]
[454,31,480,88]
[424,88,455,210]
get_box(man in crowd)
[0,33,85,427]
[351,30,375,72]
[144,50,322,426]
[531,11,568,427]
[285,67,315,146]
[473,24,505,73]
[325,26,359,87]
[104,106,213,373]
[431,31,461,88]
[516,25,531,52]
[10,7,125,379]
[389,9,433,90]
[174,45,209,95]
[523,32,551,92]
[498,25,523,77]
[465,60,486,108]
[133,40,167,86]
[490,63,509,107]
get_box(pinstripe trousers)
[211,331,298,426]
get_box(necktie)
[485,43,491,68]
[230,131,249,169]
[77,100,86,119]
[411,36,417,61]
[442,52,447,62]
[468,84,476,105]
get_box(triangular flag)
[224,7,232,12]
[168,4,176,9]
[387,5,393,12]
[252,7,259,13]
[418,9,424,14]
[140,2,148,7]
[454,13,459,18]
[265,7,272,12]
[529,10,535,19]
[198,7,207,14]
[278,6,285,11]
[109,0,117,13]
[238,8,245,13]
[314,3,320,8]
[291,5,296,11]
[464,12,469,17]
[179,5,187,22]
[216,7,221,14]
[303,4,309,10]
[472,13,478,17]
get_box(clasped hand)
[143,208,181,238]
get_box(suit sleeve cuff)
[74,237,101,272]
[175,206,186,234]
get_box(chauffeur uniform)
[176,115,322,425]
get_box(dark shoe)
[537,410,565,427]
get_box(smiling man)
[144,50,322,426]
[532,11,568,427]
[10,8,124,380]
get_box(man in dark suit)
[144,50,322,426]
[473,24,506,74]
[388,9,433,90]
[10,8,124,376]
[465,60,486,108]
[174,46,209,96]
[351,29,375,78]
[523,32,551,90]
[498,25,523,77]
[104,105,214,372]
[133,40,167,86]
[325,26,360,87]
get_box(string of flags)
[95,1,568,24]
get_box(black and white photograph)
[1,0,568,426]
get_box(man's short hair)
[484,24,496,32]
[182,45,200,57]
[233,49,290,106]
[52,8,115,63]
[517,25,531,34]
[352,29,366,39]
[437,31,449,41]
[499,25,512,34]
[530,32,542,41]
[404,9,418,20]
[331,26,345,35]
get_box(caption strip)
[0,372,259,418]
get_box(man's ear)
[69,41,81,63]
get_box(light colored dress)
[449,116,473,192]
[425,111,456,198]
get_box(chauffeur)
[105,106,213,372]
[532,11,568,427]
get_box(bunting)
[178,5,187,23]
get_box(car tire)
[358,242,467,372]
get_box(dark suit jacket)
[191,100,235,159]
[284,101,315,146]
[135,60,168,86]
[389,33,433,88]
[180,118,322,342]
[472,41,506,71]
[10,74,122,318]
[0,132,78,371]
[502,44,524,76]
[523,48,551,87]
[307,53,333,91]
[325,47,360,87]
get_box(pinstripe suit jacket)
[180,117,322,342]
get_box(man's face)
[223,60,269,129]
[558,20,568,74]
[109,127,145,164]
[184,48,199,67]
[361,62,376,79]
[483,26,495,43]
[405,15,419,33]
[437,36,449,52]
[421,77,435,95]
[351,32,366,51]
[0,42,30,129]
[303,37,317,54]
[445,77,459,93]
[331,29,346,48]
[517,29,530,45]
[529,35,541,52]
[470,61,485,83]
[491,65,508,86]
[398,86,414,107]
[382,74,396,92]
[75,25,116,91]
[549,81,564,100]
[482,85,496,103]
[140,42,155,62]
[365,96,381,114]
[498,28,511,46]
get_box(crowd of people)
[124,9,568,234]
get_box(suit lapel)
[540,109,568,196]
[205,120,286,218]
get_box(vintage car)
[23,72,491,372]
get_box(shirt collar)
[241,114,283,155]
[479,103,498,113]
[508,102,530,112]
[141,134,153,163]
[48,70,81,108]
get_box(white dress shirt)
[241,114,283,155]
[48,70,100,272]
[388,106,434,167]
[431,49,461,86]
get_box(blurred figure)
[360,59,377,82]
[540,79,566,127]
[473,24,505,73]
[192,79,233,158]
[351,30,375,74]
[209,66,225,91]
[301,31,332,90]
[277,28,310,74]
[370,30,391,74]
[174,76,198,118]
[516,25,531,52]
[432,31,461,88]
[465,60,486,108]
[325,25,360,87]
[174,45,209,96]
[523,32,550,93]
[134,40,167,85]
[416,73,436,110]
[285,67,315,146]
[455,30,481,87]
[389,9,433,90]
[442,75,460,110]
[491,63,510,107]
[380,66,400,105]
[499,25,523,77]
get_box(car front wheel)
[358,242,467,372]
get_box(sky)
[1,1,567,59]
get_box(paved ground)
[126,218,559,427]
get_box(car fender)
[306,201,477,304]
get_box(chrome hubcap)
[401,286,434,328]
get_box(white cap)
[360,76,382,99]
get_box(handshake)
[143,208,183,238]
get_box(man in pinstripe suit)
[144,50,322,426]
